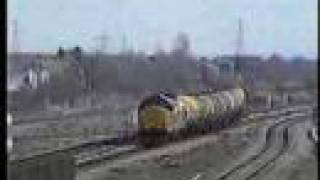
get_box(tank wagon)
[138,88,248,146]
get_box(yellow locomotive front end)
[138,105,173,129]
[137,93,176,146]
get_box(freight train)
[137,88,248,146]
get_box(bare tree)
[152,39,166,58]
[68,46,94,93]
[171,32,192,59]
[57,46,65,58]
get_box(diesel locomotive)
[137,88,248,146]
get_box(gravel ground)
[9,94,138,159]
[77,110,317,180]
[77,123,262,180]
[10,104,316,180]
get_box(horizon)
[6,51,318,60]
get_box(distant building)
[7,113,13,153]
[6,53,65,92]
[213,56,235,76]
[213,54,263,83]
[24,67,51,89]
[8,68,51,92]
[27,69,38,89]
[56,46,83,60]
[40,68,50,84]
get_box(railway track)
[11,103,115,126]
[246,105,310,120]
[75,144,138,167]
[9,105,311,175]
[75,106,312,180]
[8,104,313,180]
[215,111,311,180]
[74,106,310,170]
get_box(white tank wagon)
[137,88,248,146]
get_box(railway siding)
[8,105,312,180]
[215,112,310,180]
[76,106,311,180]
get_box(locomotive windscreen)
[138,93,176,111]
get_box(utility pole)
[235,18,244,57]
[234,18,245,89]
[235,18,244,74]
[99,34,108,53]
[11,19,20,53]
[94,32,108,55]
[121,35,128,54]
[92,32,107,97]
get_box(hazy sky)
[7,0,317,57]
